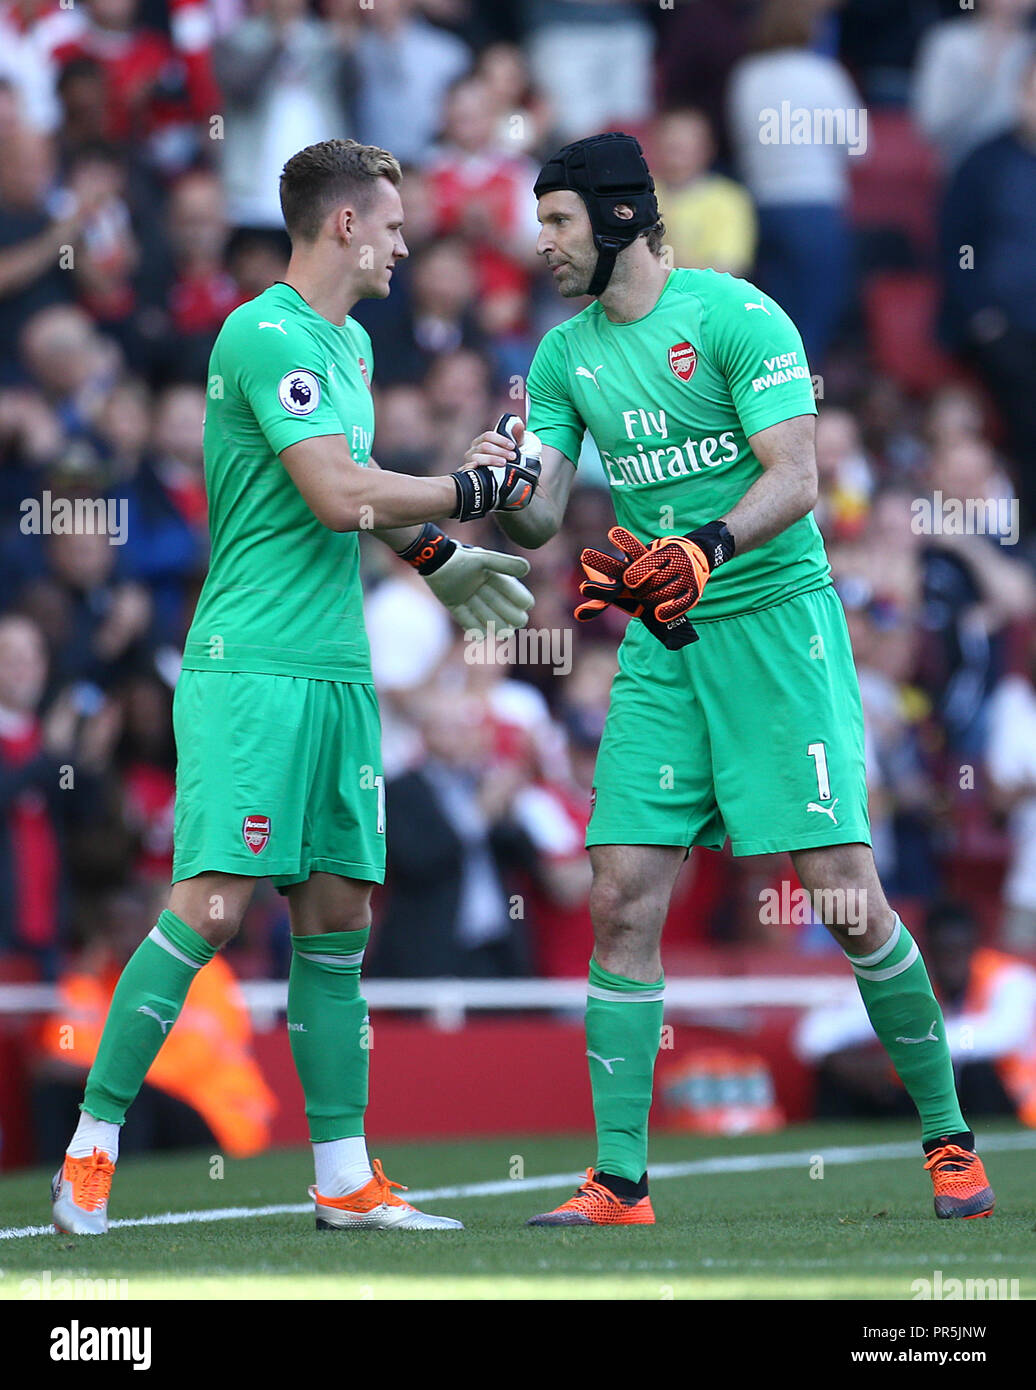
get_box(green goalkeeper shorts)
[587,583,871,856]
[171,670,385,888]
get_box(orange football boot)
[527,1169,655,1226]
[310,1158,463,1230]
[924,1143,995,1219]
[51,1148,115,1235]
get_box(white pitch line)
[3,1130,1033,1242]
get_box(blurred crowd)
[2,0,1036,990]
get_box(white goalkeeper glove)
[396,525,533,636]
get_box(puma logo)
[896,1020,939,1045]
[586,1050,625,1074]
[258,319,287,334]
[807,797,839,824]
[744,297,771,315]
[576,365,605,388]
[136,1005,173,1035]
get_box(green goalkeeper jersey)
[183,282,375,682]
[526,268,827,621]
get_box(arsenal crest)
[243,813,271,854]
[668,341,697,382]
[358,356,370,388]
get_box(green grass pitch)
[1,1122,1033,1300]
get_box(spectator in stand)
[913,0,1036,170]
[19,527,155,692]
[353,0,470,167]
[475,41,552,157]
[225,225,289,304]
[355,235,484,389]
[987,623,1036,949]
[93,379,204,646]
[53,0,221,176]
[423,346,494,471]
[0,0,85,134]
[62,143,141,359]
[53,56,109,161]
[796,901,1036,1126]
[726,0,864,366]
[939,55,1036,524]
[840,581,941,898]
[425,73,540,345]
[655,0,753,161]
[149,382,207,532]
[113,671,175,890]
[0,123,97,381]
[368,383,437,476]
[832,476,1034,754]
[19,303,121,434]
[924,382,989,455]
[0,613,119,973]
[813,406,874,543]
[212,0,359,232]
[159,169,239,382]
[522,0,653,143]
[370,688,535,978]
[650,108,757,277]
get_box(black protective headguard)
[533,131,659,297]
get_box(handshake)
[448,413,543,521]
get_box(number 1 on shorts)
[807,742,831,800]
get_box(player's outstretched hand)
[576,526,698,650]
[450,414,542,521]
[422,541,533,637]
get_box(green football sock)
[586,956,665,1183]
[82,909,215,1125]
[847,915,967,1142]
[288,929,371,1143]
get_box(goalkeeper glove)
[450,413,542,521]
[622,520,736,623]
[398,523,533,636]
[575,527,699,650]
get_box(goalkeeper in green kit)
[472,132,995,1226]
[51,139,544,1236]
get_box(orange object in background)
[658,1048,785,1136]
[39,954,276,1157]
[966,949,1036,1127]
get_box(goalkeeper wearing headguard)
[472,131,995,1226]
[51,139,542,1237]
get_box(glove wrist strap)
[397,523,457,575]
[685,520,736,572]
[451,467,496,521]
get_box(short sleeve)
[703,277,818,439]
[526,329,585,465]
[221,307,344,455]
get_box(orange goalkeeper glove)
[575,527,699,649]
[622,521,736,623]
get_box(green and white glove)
[397,524,533,636]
